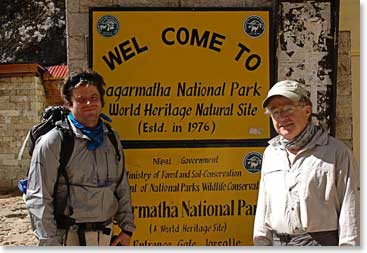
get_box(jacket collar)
[60,118,109,140]
[269,127,329,152]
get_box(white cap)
[262,80,309,108]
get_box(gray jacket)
[24,119,136,245]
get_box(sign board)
[125,147,263,246]
[91,8,274,142]
[90,8,274,245]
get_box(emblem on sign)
[97,15,119,37]
[243,152,262,173]
[243,16,265,38]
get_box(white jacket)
[253,128,360,246]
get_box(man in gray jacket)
[253,80,360,246]
[25,70,135,246]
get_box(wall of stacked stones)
[336,31,353,149]
[0,72,46,193]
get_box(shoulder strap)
[53,121,75,220]
[105,123,121,162]
[59,131,74,171]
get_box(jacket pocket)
[301,163,334,201]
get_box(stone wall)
[335,31,352,149]
[0,64,46,193]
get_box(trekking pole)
[17,130,30,160]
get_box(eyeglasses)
[265,104,303,119]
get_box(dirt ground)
[0,193,37,246]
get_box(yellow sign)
[91,9,272,246]
[124,147,263,246]
[91,10,272,141]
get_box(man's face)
[67,84,102,128]
[266,96,312,140]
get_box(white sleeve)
[253,152,273,246]
[24,132,63,246]
[337,147,360,246]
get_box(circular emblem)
[243,152,263,174]
[97,15,119,37]
[243,16,265,38]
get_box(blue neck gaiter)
[68,113,104,150]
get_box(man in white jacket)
[253,80,360,246]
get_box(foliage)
[0,0,66,65]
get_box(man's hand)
[111,231,131,246]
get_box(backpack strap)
[104,123,121,162]
[53,120,75,228]
[58,126,74,215]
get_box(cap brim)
[262,91,301,108]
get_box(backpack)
[18,106,121,227]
